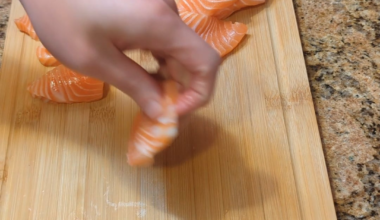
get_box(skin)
[20,0,221,119]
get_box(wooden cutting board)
[0,0,337,219]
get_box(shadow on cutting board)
[154,114,218,167]
[109,114,277,219]
[5,71,277,219]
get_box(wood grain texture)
[0,0,337,219]
[265,0,337,219]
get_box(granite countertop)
[0,0,10,67]
[0,1,379,219]
[294,1,380,219]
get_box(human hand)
[20,0,221,119]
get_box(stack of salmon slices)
[177,0,265,56]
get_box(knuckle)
[196,62,219,80]
[196,52,221,77]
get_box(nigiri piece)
[177,0,265,19]
[127,80,179,167]
[179,10,248,57]
[27,65,104,103]
[14,14,39,41]
[36,45,61,67]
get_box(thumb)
[92,45,164,119]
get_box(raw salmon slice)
[27,65,104,103]
[127,80,179,167]
[15,15,61,67]
[14,14,39,41]
[177,0,265,19]
[178,0,236,17]
[213,0,266,19]
[36,45,61,67]
[180,10,248,57]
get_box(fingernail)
[145,100,163,119]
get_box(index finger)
[164,21,221,115]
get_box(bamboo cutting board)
[0,0,337,219]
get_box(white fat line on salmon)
[157,116,177,125]
[196,0,213,11]
[185,11,198,24]
[203,17,216,42]
[136,131,162,147]
[135,139,155,157]
[196,0,236,12]
[181,11,193,21]
[148,125,163,138]
[196,16,208,35]
[215,26,227,52]
[180,0,192,11]
[182,0,198,13]
[191,14,203,30]
[221,27,228,42]
[227,25,238,37]
[199,16,211,38]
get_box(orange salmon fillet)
[178,0,265,19]
[36,45,61,67]
[178,0,236,17]
[178,0,265,56]
[213,0,266,19]
[180,9,248,57]
[14,14,39,41]
[27,65,104,103]
[127,80,179,167]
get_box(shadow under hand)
[154,114,218,167]
[147,114,276,219]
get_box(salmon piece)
[179,10,248,57]
[178,0,236,17]
[127,80,179,167]
[36,45,61,67]
[178,0,265,56]
[27,65,104,103]
[177,0,265,19]
[213,0,266,19]
[14,14,39,41]
[15,15,61,67]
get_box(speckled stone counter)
[0,0,11,67]
[0,0,379,219]
[294,0,380,219]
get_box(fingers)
[92,44,164,119]
[173,62,219,115]
[163,24,221,115]
[148,9,221,115]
